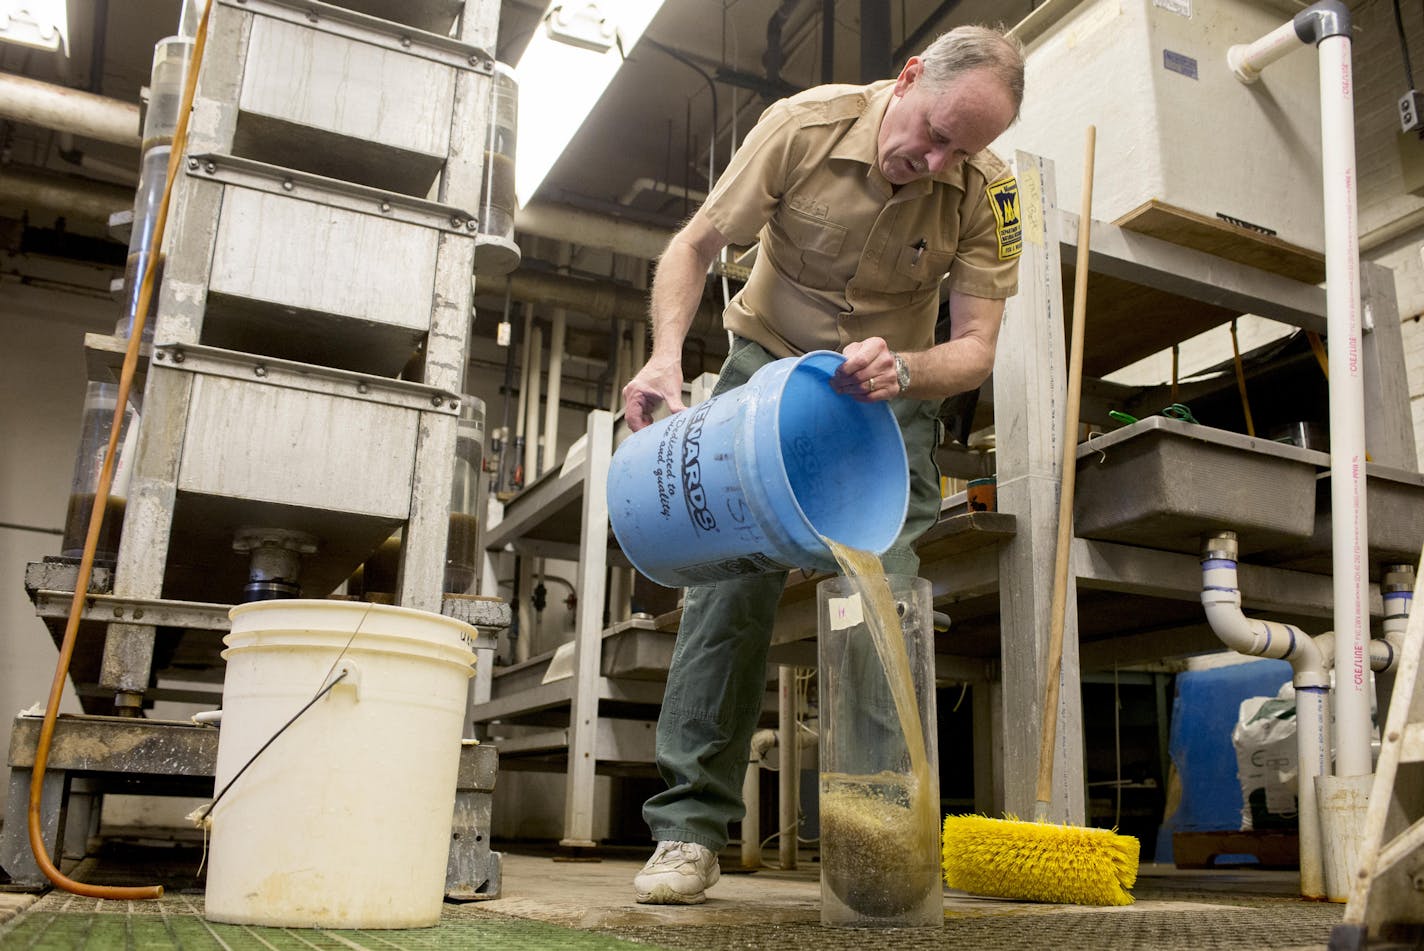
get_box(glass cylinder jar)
[474,63,520,276]
[61,383,137,565]
[445,397,486,594]
[116,36,191,341]
[817,573,940,928]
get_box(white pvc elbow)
[1201,534,1329,687]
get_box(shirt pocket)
[779,205,849,288]
[891,243,956,291]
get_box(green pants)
[642,338,944,850]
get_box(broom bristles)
[942,814,1140,906]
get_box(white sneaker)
[633,840,721,904]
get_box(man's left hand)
[831,337,899,402]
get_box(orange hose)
[27,0,213,900]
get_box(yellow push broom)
[941,127,1140,906]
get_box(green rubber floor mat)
[0,895,668,951]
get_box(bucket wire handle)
[192,607,373,827]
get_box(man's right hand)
[622,358,688,432]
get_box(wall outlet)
[1401,90,1424,134]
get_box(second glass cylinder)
[817,573,940,928]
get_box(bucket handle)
[188,664,354,829]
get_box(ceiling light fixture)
[0,0,69,54]
[513,0,666,208]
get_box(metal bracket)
[151,341,463,415]
[32,590,233,631]
[222,0,495,73]
[186,152,479,233]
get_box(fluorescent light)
[513,0,666,208]
[0,0,69,54]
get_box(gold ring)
[866,377,877,392]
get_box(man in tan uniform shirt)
[623,25,1025,904]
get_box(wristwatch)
[892,352,911,393]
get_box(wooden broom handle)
[1036,126,1096,812]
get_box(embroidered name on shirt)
[986,176,1022,261]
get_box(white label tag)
[1153,0,1191,17]
[828,593,863,631]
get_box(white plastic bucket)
[205,599,476,929]
[607,350,909,587]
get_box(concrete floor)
[0,846,1351,950]
[480,851,1346,949]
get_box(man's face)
[877,59,1017,186]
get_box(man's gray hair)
[917,26,1025,117]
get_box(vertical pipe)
[1319,33,1372,779]
[741,758,761,869]
[515,555,534,664]
[545,313,566,468]
[859,0,892,82]
[515,302,534,441]
[545,244,570,467]
[523,324,544,483]
[1295,684,1330,899]
[611,319,627,400]
[777,666,798,870]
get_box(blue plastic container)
[607,350,909,587]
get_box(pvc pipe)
[1318,31,1373,780]
[515,555,533,664]
[1229,3,1372,780]
[1296,684,1330,899]
[523,323,543,482]
[1200,559,1327,687]
[1378,566,1413,672]
[777,666,797,871]
[544,315,566,462]
[514,303,533,441]
[0,73,139,146]
[1200,535,1331,898]
[617,176,707,208]
[1227,21,1302,84]
[742,740,764,870]
[516,201,671,262]
[0,165,133,221]
[544,246,570,469]
[480,269,657,324]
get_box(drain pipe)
[1201,532,1329,899]
[1227,3,1373,899]
[0,72,139,146]
[1377,565,1412,674]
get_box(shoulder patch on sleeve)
[985,176,1022,261]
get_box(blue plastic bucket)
[607,350,909,587]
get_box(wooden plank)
[1173,830,1300,870]
[915,511,1016,562]
[1114,200,1326,285]
[1065,265,1243,379]
[1059,211,1328,378]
